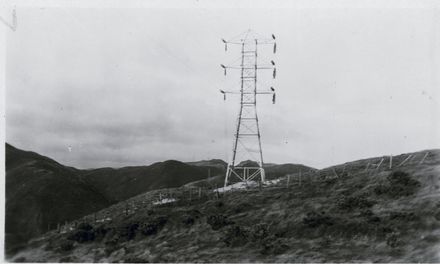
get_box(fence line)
[53,151,435,234]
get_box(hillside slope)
[5,144,308,257]
[5,144,113,255]
[81,160,224,202]
[11,149,440,263]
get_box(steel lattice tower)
[220,30,277,187]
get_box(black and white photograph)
[1,0,440,264]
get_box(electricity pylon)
[220,30,277,187]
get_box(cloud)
[5,7,440,169]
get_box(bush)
[123,223,139,240]
[223,225,250,247]
[207,215,233,230]
[141,216,168,236]
[375,171,420,198]
[182,215,195,226]
[386,232,402,248]
[250,223,270,241]
[67,223,96,243]
[77,222,93,231]
[232,201,252,214]
[388,171,419,187]
[303,211,333,228]
[337,194,375,211]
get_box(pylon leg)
[224,165,231,187]
[260,167,266,183]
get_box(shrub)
[141,216,168,236]
[207,215,233,230]
[388,171,419,187]
[337,194,375,211]
[123,223,139,240]
[67,223,96,243]
[250,223,270,241]
[232,201,252,214]
[386,232,402,248]
[77,222,93,231]
[182,215,195,226]
[223,225,250,247]
[303,211,333,228]
[375,171,421,198]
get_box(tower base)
[224,165,266,187]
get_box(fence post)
[365,162,370,172]
[398,154,412,167]
[389,155,393,169]
[198,187,201,199]
[287,175,290,188]
[419,152,429,165]
[332,168,339,178]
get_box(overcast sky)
[5,4,440,169]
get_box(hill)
[10,149,440,262]
[81,160,224,202]
[5,144,113,255]
[5,143,311,257]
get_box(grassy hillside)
[5,144,311,257]
[10,149,440,263]
[5,144,113,255]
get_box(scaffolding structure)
[220,30,277,187]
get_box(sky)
[4,2,440,169]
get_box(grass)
[8,150,440,263]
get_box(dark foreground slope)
[5,144,113,255]
[10,149,440,263]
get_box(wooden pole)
[419,152,429,165]
[389,155,393,169]
[376,158,384,171]
[398,154,412,167]
[332,168,339,178]
[198,187,202,198]
[287,175,290,188]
